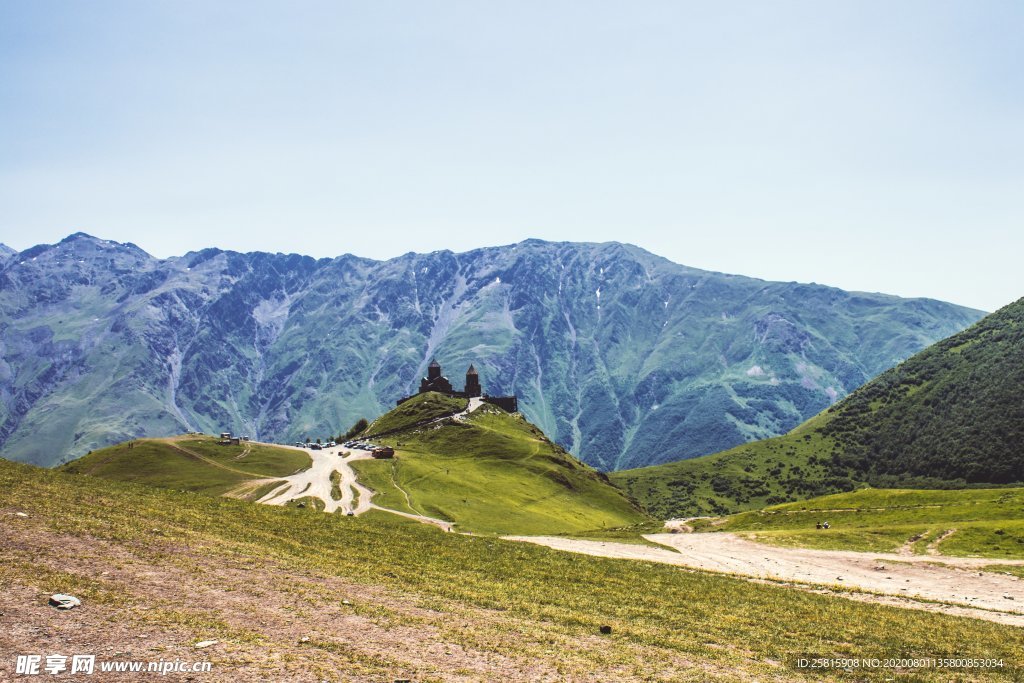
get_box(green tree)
[344,418,369,440]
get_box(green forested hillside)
[610,414,851,517]
[821,297,1024,483]
[614,297,1024,518]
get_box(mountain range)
[0,233,983,469]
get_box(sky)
[0,1,1021,312]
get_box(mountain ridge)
[0,232,984,470]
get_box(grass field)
[2,458,1021,681]
[610,413,858,518]
[59,435,311,497]
[352,403,647,535]
[364,392,467,436]
[693,487,1024,558]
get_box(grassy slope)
[694,487,1024,558]
[611,414,852,518]
[3,459,1021,681]
[353,402,648,535]
[59,435,310,497]
[614,297,1024,518]
[363,392,468,436]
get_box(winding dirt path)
[926,528,959,555]
[258,445,375,514]
[250,440,453,526]
[369,505,455,531]
[503,533,1024,626]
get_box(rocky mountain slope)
[613,297,1024,517]
[0,233,983,469]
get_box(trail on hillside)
[250,442,453,526]
[165,441,266,478]
[258,445,375,515]
[504,533,1024,626]
[252,399,480,527]
[369,505,455,532]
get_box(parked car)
[294,441,304,447]
[310,443,322,450]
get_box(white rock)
[49,594,81,610]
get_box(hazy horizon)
[2,2,1021,312]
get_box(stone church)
[397,360,517,412]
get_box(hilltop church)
[397,360,518,413]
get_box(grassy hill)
[611,413,849,518]
[59,434,310,498]
[362,392,467,436]
[614,297,1024,518]
[692,487,1024,559]
[351,393,648,535]
[3,458,1021,681]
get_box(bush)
[344,418,369,440]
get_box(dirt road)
[258,445,375,514]
[504,533,1024,626]
[253,440,455,526]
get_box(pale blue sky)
[1,1,1021,311]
